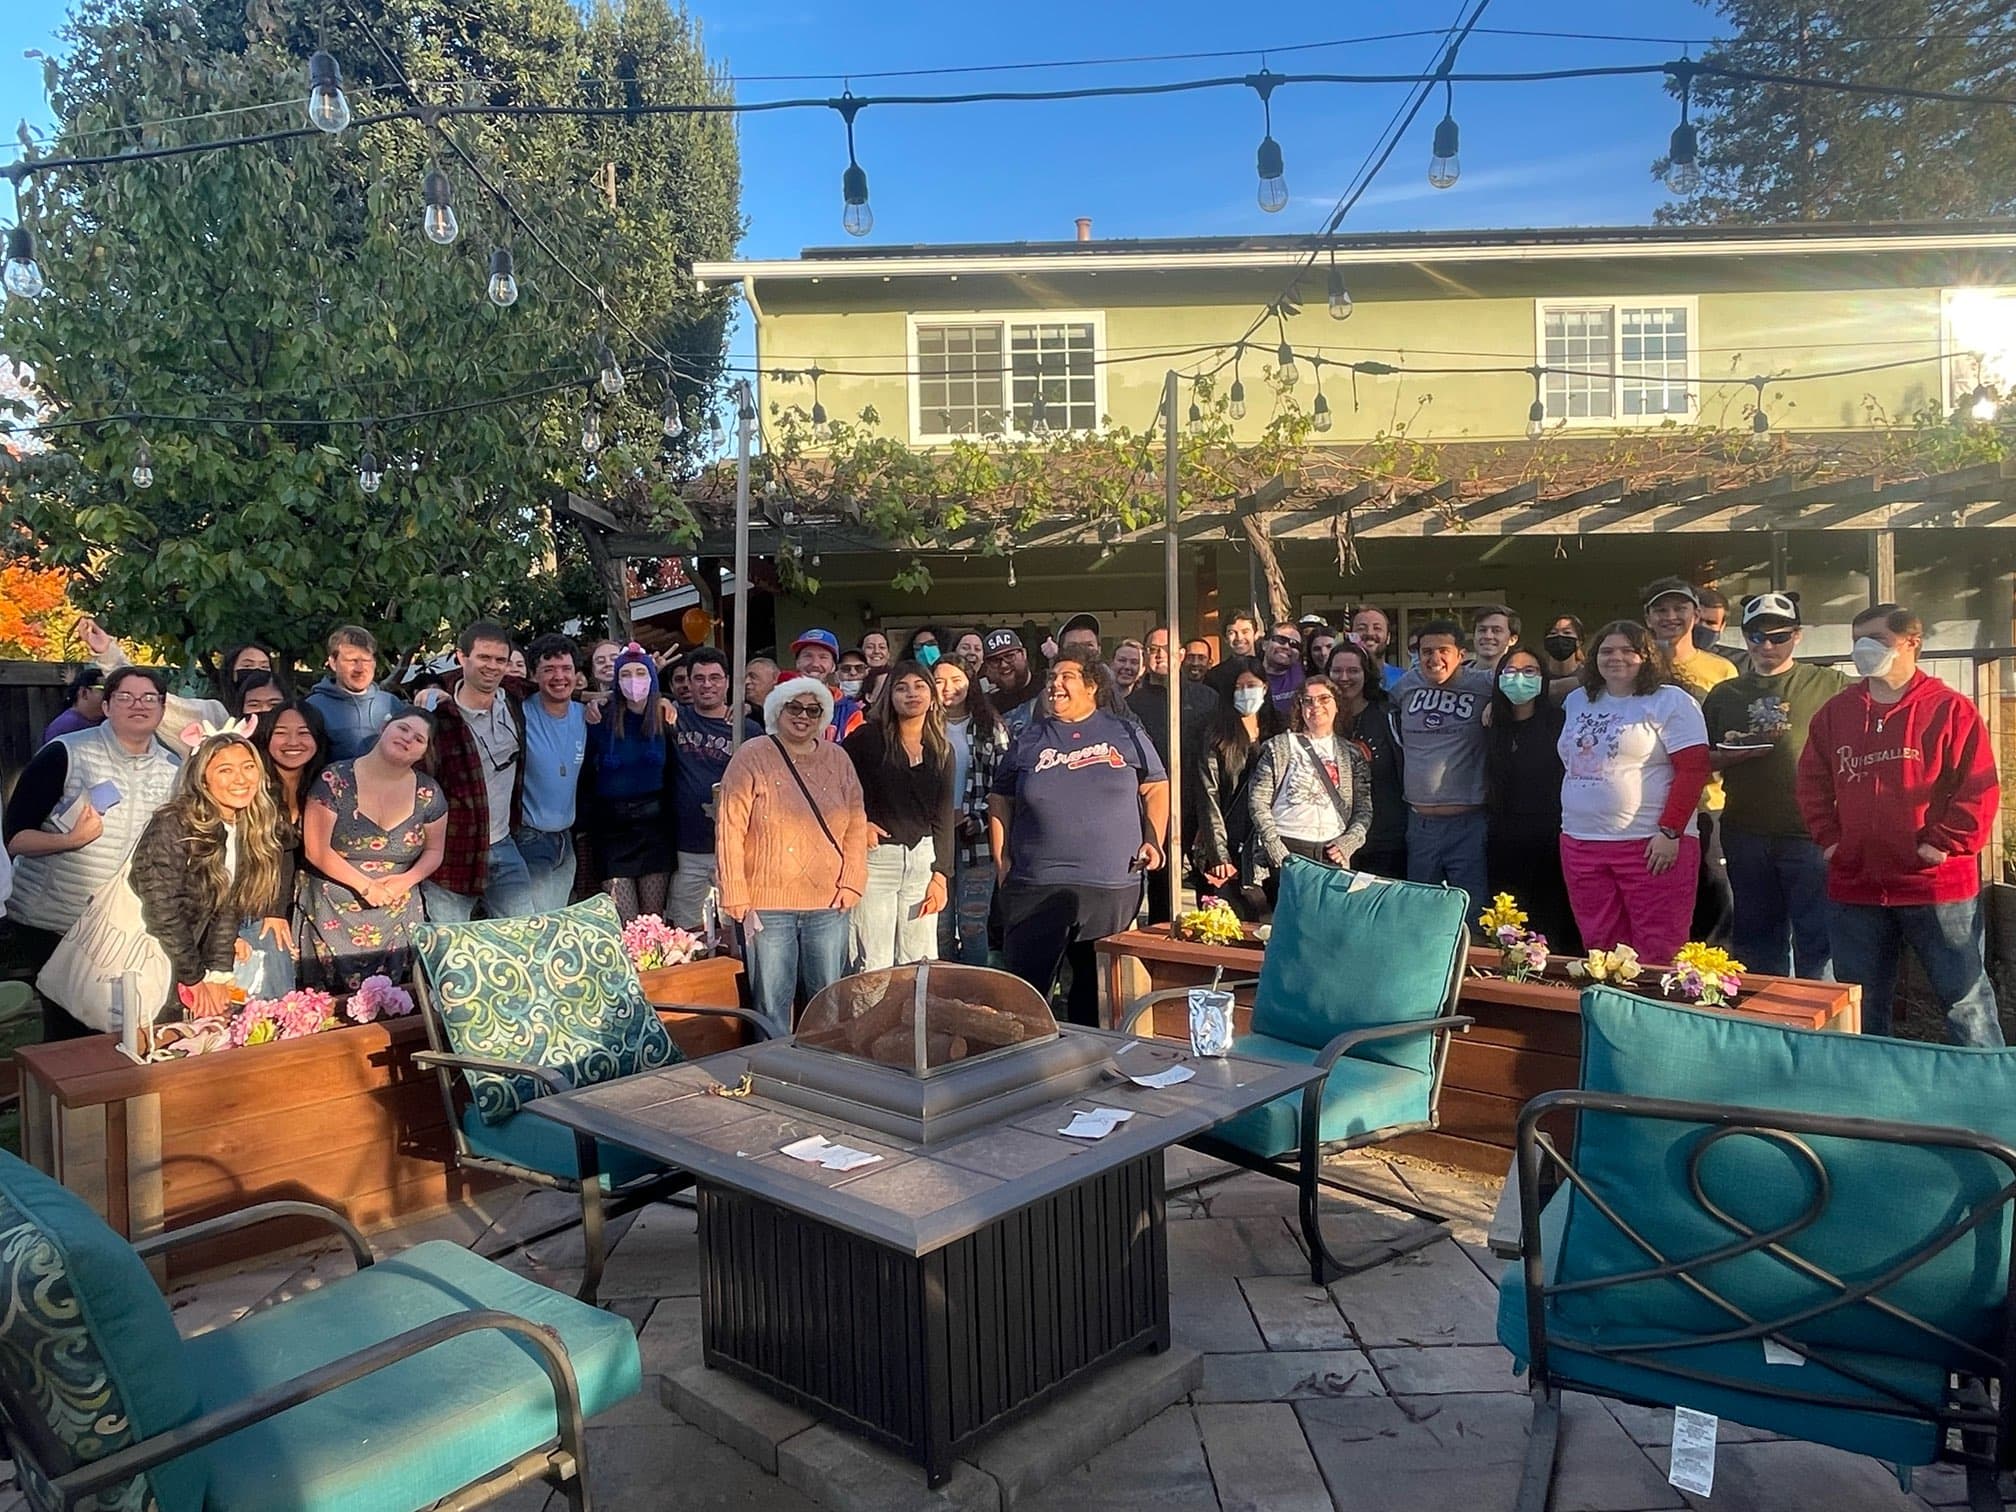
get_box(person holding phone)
[3,666,182,1039]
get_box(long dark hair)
[1486,645,1565,814]
[252,699,332,823]
[214,642,273,699]
[866,659,951,771]
[1581,620,1669,701]
[1325,642,1389,708]
[1204,663,1283,772]
[225,667,292,719]
[898,625,948,662]
[1487,644,1558,726]
[935,658,1002,745]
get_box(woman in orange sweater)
[716,676,870,1034]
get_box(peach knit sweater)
[715,735,869,914]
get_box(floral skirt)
[299,864,421,993]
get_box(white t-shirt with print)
[1556,685,1708,841]
[1272,733,1347,843]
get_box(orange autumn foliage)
[0,563,79,659]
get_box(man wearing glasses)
[1703,593,1847,979]
[424,621,537,922]
[1258,622,1307,714]
[3,666,181,1039]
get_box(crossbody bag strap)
[769,735,845,857]
[1296,734,1355,826]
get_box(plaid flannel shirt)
[427,694,525,897]
[956,721,1007,867]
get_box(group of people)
[0,576,2001,1051]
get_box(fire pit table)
[528,963,1320,1485]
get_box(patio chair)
[1119,858,1473,1282]
[1499,986,2016,1512]
[410,895,772,1304]
[0,1147,641,1511]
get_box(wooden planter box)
[1095,926,1861,1175]
[14,955,751,1280]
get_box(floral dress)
[298,761,447,992]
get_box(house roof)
[695,220,2016,287]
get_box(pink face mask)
[618,672,652,702]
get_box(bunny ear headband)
[181,715,258,748]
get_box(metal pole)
[1162,370,1183,892]
[730,380,755,754]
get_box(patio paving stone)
[1237,1274,1357,1350]
[1014,1405,1218,1511]
[1197,1349,1384,1403]
[1365,1342,1521,1395]
[1197,1401,1333,1511]
[1326,1237,1502,1347]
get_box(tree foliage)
[1656,0,2016,223]
[0,0,738,673]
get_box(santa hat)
[764,672,834,735]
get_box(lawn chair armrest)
[49,1310,588,1508]
[132,1201,373,1270]
[1117,979,1262,1038]
[411,1050,574,1096]
[655,1003,777,1042]
[1311,1015,1474,1072]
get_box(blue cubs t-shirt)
[671,710,760,853]
[991,710,1168,887]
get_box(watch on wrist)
[1656,825,1682,840]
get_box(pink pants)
[1559,833,1701,967]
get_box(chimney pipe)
[1075,217,1092,242]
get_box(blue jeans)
[938,852,996,966]
[1406,809,1489,927]
[1722,827,1832,980]
[513,827,578,916]
[1828,897,2003,1046]
[743,908,850,1037]
[233,920,297,999]
[421,835,533,922]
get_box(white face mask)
[840,678,863,698]
[1851,636,1899,679]
[1232,686,1267,716]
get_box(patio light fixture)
[1252,73,1288,214]
[305,51,352,134]
[130,439,153,489]
[1327,256,1352,320]
[1526,366,1546,440]
[1665,65,1701,195]
[420,163,459,245]
[357,427,382,494]
[1428,80,1460,189]
[3,226,44,300]
[838,95,873,237]
[596,338,624,397]
[486,246,518,307]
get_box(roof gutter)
[695,230,2016,286]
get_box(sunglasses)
[780,701,825,718]
[1745,628,1797,647]
[1269,635,1301,648]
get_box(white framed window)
[908,312,1105,441]
[1534,297,1698,426]
[1942,287,2016,412]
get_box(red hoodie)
[1795,670,2000,906]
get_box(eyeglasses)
[780,701,825,719]
[1746,628,1797,647]
[1269,635,1301,648]
[109,691,162,707]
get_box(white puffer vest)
[8,724,182,934]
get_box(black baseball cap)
[982,627,1024,658]
[1058,612,1102,639]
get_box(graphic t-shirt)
[1701,662,1850,838]
[1271,733,1348,843]
[991,710,1168,887]
[1557,685,1709,841]
[1392,667,1495,807]
[671,710,760,854]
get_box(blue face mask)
[915,645,941,667]
[1499,670,1543,706]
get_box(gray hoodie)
[305,676,404,760]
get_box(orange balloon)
[680,607,715,645]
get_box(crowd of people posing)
[0,576,2000,1051]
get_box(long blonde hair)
[159,734,292,916]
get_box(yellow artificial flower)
[1478,893,1528,934]
[1176,897,1245,946]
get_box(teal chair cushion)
[1209,1032,1432,1159]
[0,1152,203,1512]
[412,895,680,1124]
[1247,861,1468,1074]
[460,1105,667,1190]
[1559,987,2016,1374]
[184,1239,642,1511]
[1498,1194,1943,1465]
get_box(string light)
[420,164,459,245]
[839,95,873,238]
[357,428,382,494]
[1028,389,1050,435]
[1750,376,1769,434]
[1665,63,1701,194]
[3,226,44,299]
[305,51,352,134]
[1311,382,1333,433]
[1525,365,1546,440]
[1428,79,1460,189]
[1228,362,1247,420]
[1187,400,1204,434]
[1327,256,1352,321]
[129,440,153,489]
[581,389,603,453]
[596,338,624,398]
[1969,384,1999,424]
[1275,337,1299,389]
[808,365,827,425]
[1252,72,1288,214]
[485,245,519,306]
[1007,552,1018,588]
[662,389,684,439]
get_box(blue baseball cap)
[790,628,841,659]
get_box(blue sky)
[1,0,1723,256]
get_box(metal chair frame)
[0,1201,602,1512]
[1510,1088,2016,1512]
[410,960,773,1304]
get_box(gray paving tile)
[637,1294,702,1378]
[1367,1343,1520,1395]
[1198,1349,1383,1403]
[1170,1273,1266,1353]
[776,1422,999,1512]
[596,1199,701,1299]
[1016,1404,1218,1512]
[1671,1437,1933,1512]
[580,1423,822,1509]
[1165,1213,1305,1281]
[1198,1402,1332,1511]
[1238,1275,1357,1350]
[1327,1238,1502,1347]
[1200,1170,1302,1217]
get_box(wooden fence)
[0,662,77,801]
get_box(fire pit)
[529,963,1321,1485]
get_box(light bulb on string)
[1664,65,1701,195]
[838,95,873,237]
[1007,553,1018,589]
[1428,80,1460,189]
[1525,366,1547,441]
[1252,74,1288,213]
[1228,367,1247,420]
[357,430,383,494]
[1275,339,1299,390]
[1312,391,1333,434]
[421,165,459,245]
[1187,401,1203,435]
[1028,390,1050,436]
[581,393,603,454]
[661,391,684,440]
[1327,258,1352,321]
[595,340,624,398]
[808,366,827,425]
[1749,378,1770,434]
[486,246,518,307]
[3,226,45,300]
[1969,384,1999,424]
[129,440,153,489]
[305,50,352,133]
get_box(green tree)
[1656,1,2016,223]
[0,0,737,675]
